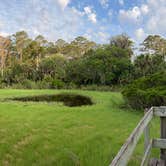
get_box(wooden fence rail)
[109,106,166,166]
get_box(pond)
[10,93,93,107]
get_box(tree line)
[0,31,165,91]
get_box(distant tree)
[140,35,166,57]
[66,47,132,85]
[35,35,48,46]
[12,31,30,62]
[133,54,166,78]
[23,40,45,70]
[110,34,134,57]
[62,36,96,59]
[55,39,68,53]
[2,29,166,89]
[4,62,36,85]
[0,36,11,76]
[38,54,67,81]
[55,39,68,48]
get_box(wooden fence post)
[144,108,150,153]
[160,116,166,164]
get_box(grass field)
[0,89,160,166]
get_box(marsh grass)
[0,89,160,166]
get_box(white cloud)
[98,31,106,38]
[0,0,108,43]
[135,28,146,41]
[82,26,110,43]
[119,0,124,6]
[118,3,149,25]
[108,10,112,18]
[0,22,4,29]
[97,31,109,42]
[147,0,159,8]
[32,28,40,36]
[0,31,9,37]
[71,7,84,16]
[8,0,86,42]
[83,33,92,40]
[99,0,109,8]
[5,0,166,45]
[119,7,141,24]
[88,13,97,23]
[145,0,166,34]
[84,6,92,14]
[118,0,166,43]
[57,0,70,10]
[140,4,149,15]
[107,10,113,22]
[84,6,97,23]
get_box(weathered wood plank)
[160,117,166,165]
[109,107,153,166]
[144,125,150,151]
[141,140,152,166]
[144,109,150,152]
[152,138,166,149]
[153,107,166,117]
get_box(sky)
[0,0,166,44]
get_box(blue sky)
[0,0,166,44]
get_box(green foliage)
[21,80,38,89]
[133,54,166,78]
[141,35,166,57]
[1,31,136,89]
[51,79,65,89]
[38,54,67,81]
[122,71,166,109]
[11,80,38,89]
[1,31,166,91]
[35,80,51,89]
[66,47,132,86]
[3,62,37,84]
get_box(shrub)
[122,71,166,109]
[22,80,38,89]
[11,83,25,89]
[65,82,78,89]
[51,79,65,89]
[36,80,51,89]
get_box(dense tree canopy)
[0,31,165,109]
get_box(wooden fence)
[109,106,166,166]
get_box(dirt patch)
[10,93,93,107]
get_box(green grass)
[0,89,160,166]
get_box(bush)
[11,83,25,89]
[122,71,166,109]
[10,80,37,89]
[51,79,65,89]
[65,82,78,89]
[36,80,51,89]
[22,80,38,89]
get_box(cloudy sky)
[0,0,165,44]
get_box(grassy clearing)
[0,89,159,166]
